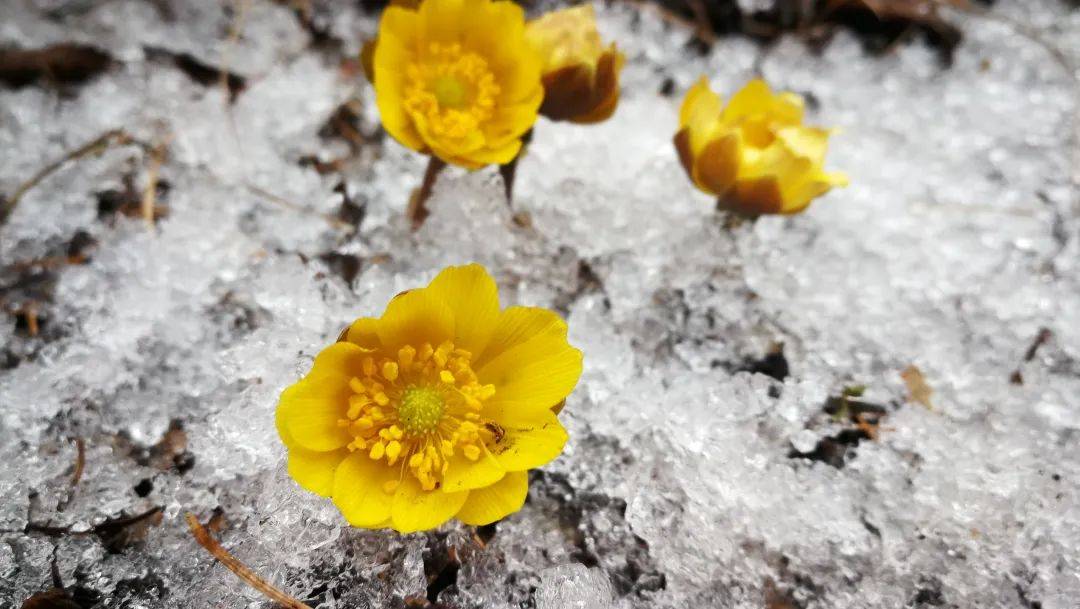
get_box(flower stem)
[407,155,447,230]
[498,128,534,206]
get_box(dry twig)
[141,135,171,227]
[1,129,132,226]
[70,437,86,487]
[244,182,355,232]
[220,0,251,101]
[618,0,716,45]
[185,513,312,609]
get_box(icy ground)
[1,1,1079,607]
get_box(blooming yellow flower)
[674,77,848,215]
[372,0,544,169]
[526,5,625,124]
[276,264,582,533]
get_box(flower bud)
[674,77,848,215]
[527,5,625,124]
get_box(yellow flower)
[372,0,544,169]
[674,77,848,215]
[526,5,625,124]
[276,264,583,533]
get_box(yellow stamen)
[386,441,402,464]
[369,441,385,460]
[349,377,366,394]
[398,345,416,370]
[340,340,503,490]
[382,362,399,382]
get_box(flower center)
[398,386,445,435]
[336,340,498,492]
[432,75,468,109]
[403,42,501,141]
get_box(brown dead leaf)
[0,44,113,89]
[94,506,163,553]
[148,420,194,472]
[900,365,934,410]
[21,589,83,609]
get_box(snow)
[1,0,1079,607]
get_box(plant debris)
[1010,327,1053,385]
[1,129,133,227]
[790,386,891,468]
[93,507,164,554]
[186,513,313,609]
[900,365,934,410]
[0,43,113,89]
[740,342,790,381]
[144,46,247,102]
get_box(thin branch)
[220,0,251,101]
[244,182,355,232]
[141,135,171,227]
[70,437,86,487]
[685,0,716,43]
[1,129,132,226]
[185,513,313,609]
[931,0,1077,80]
[618,0,716,45]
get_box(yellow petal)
[374,7,425,152]
[419,0,469,44]
[477,306,565,365]
[311,341,371,377]
[721,78,775,123]
[737,138,806,181]
[287,446,349,497]
[277,376,351,451]
[477,307,583,420]
[332,453,399,527]
[727,176,785,215]
[679,76,722,130]
[425,264,501,355]
[391,477,469,533]
[488,408,568,471]
[776,126,831,165]
[360,37,377,84]
[376,287,455,352]
[275,388,299,448]
[352,518,392,530]
[484,101,541,148]
[772,91,806,126]
[692,132,740,196]
[821,171,849,187]
[455,470,528,525]
[458,138,523,167]
[345,317,382,349]
[415,114,488,167]
[778,171,849,214]
[442,443,505,492]
[570,48,624,124]
[493,52,544,108]
[468,0,530,74]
